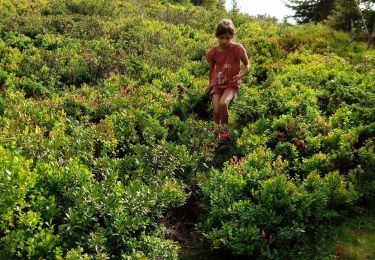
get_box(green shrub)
[199,148,359,258]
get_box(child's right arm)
[206,48,215,91]
[208,61,215,87]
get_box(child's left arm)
[230,51,250,83]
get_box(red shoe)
[218,131,230,145]
[219,131,230,139]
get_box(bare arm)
[208,61,215,87]
[240,53,250,77]
[230,52,250,83]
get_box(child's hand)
[230,65,250,83]
[229,73,242,83]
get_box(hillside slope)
[0,0,374,258]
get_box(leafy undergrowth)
[0,0,374,259]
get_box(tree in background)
[286,0,375,48]
[285,0,335,23]
[230,0,240,14]
[190,0,226,9]
[326,0,375,48]
[166,0,225,10]
[327,1,374,33]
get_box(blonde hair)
[215,19,236,37]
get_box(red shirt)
[206,42,246,89]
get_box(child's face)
[217,33,233,47]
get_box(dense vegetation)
[0,0,374,259]
[286,0,375,47]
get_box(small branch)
[354,0,370,41]
[345,38,356,47]
[328,26,339,49]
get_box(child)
[206,18,250,145]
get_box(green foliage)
[199,148,359,258]
[0,144,186,258]
[0,0,373,258]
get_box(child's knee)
[219,100,229,108]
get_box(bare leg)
[211,93,222,125]
[219,87,237,125]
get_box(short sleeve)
[235,44,246,59]
[206,47,215,63]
